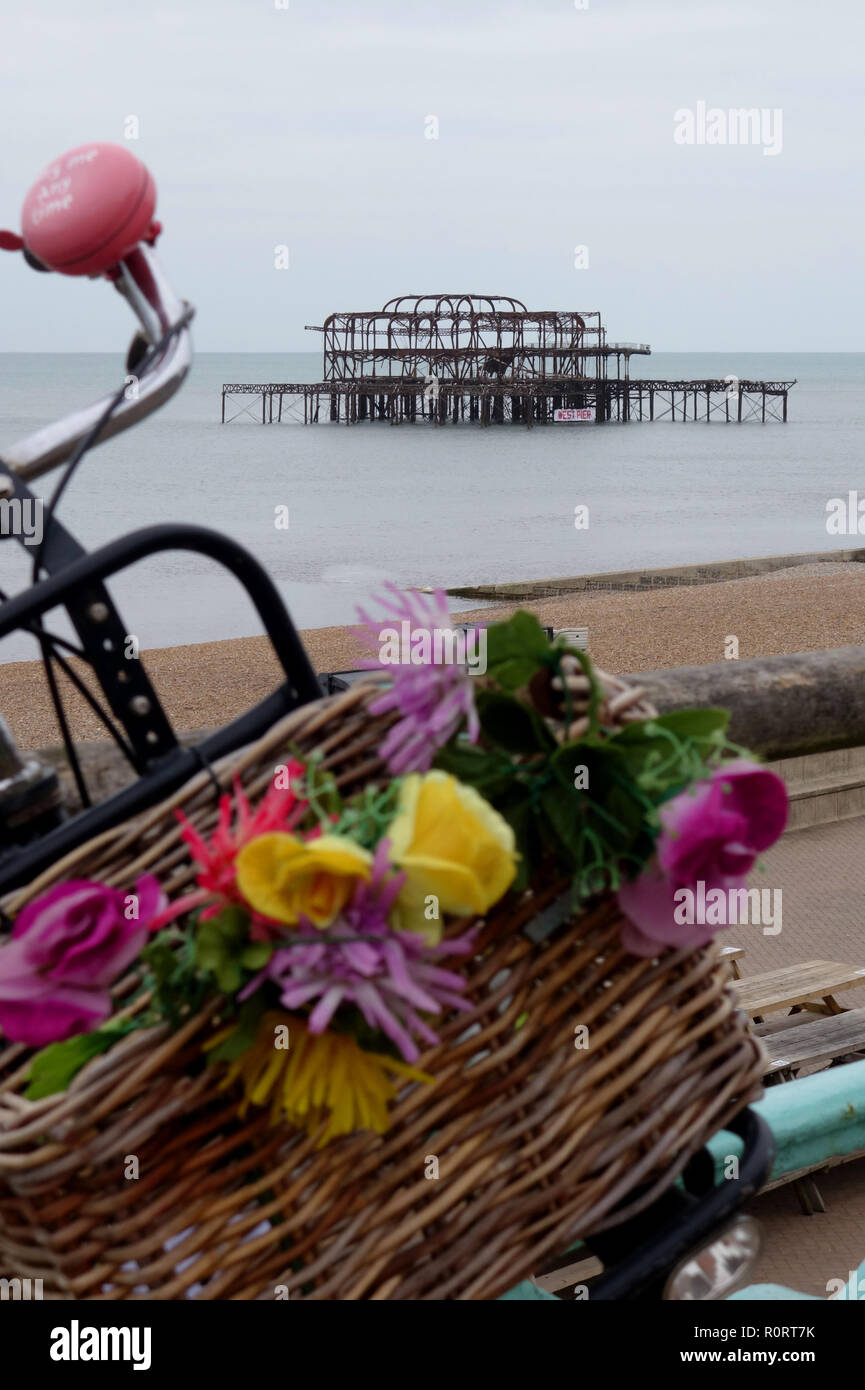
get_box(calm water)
[0,351,862,663]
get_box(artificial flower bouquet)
[0,588,786,1298]
[0,588,787,1159]
[0,765,515,1145]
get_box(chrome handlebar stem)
[1,244,193,483]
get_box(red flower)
[147,766,308,936]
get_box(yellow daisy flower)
[204,1011,432,1146]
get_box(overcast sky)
[0,0,862,353]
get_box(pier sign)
[554,407,595,422]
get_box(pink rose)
[617,761,788,957]
[0,876,165,1047]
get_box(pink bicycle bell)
[21,143,157,276]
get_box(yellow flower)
[387,770,518,942]
[235,832,372,927]
[204,1012,431,1146]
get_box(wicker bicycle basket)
[0,671,765,1300]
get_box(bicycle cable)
[0,304,194,810]
[31,303,195,583]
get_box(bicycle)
[0,141,826,1304]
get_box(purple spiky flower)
[355,584,480,774]
[240,843,475,1064]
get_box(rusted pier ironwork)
[221,292,794,426]
[221,377,795,426]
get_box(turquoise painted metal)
[732,1255,865,1302]
[709,1057,865,1183]
[501,1059,865,1301]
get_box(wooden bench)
[738,967,865,1216]
[734,960,865,1019]
[761,1008,865,1076]
[719,944,744,979]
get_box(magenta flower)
[0,876,166,1047]
[617,761,788,957]
[355,584,479,774]
[241,843,475,1063]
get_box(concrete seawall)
[448,548,865,600]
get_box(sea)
[0,351,863,664]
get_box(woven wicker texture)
[0,673,765,1299]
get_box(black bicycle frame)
[0,460,322,894]
[583,1107,774,1300]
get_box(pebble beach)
[4,560,864,753]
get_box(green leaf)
[139,939,177,988]
[611,708,729,750]
[193,908,274,997]
[538,743,654,876]
[658,708,730,741]
[195,907,252,994]
[600,779,651,853]
[241,942,273,971]
[432,739,516,799]
[494,786,538,892]
[298,753,343,825]
[539,780,586,865]
[139,922,211,1028]
[328,1007,404,1061]
[475,690,556,755]
[206,994,268,1063]
[599,708,732,804]
[331,779,402,849]
[484,610,552,691]
[24,1023,132,1100]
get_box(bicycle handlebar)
[1,143,193,483]
[3,245,192,482]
